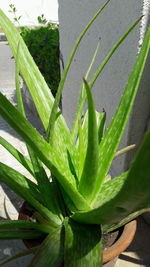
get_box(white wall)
[0,0,58,25]
[58,0,150,175]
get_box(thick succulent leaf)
[78,122,85,179]
[0,161,42,201]
[0,9,79,187]
[15,42,61,215]
[72,172,127,224]
[79,79,99,202]
[73,128,150,225]
[0,9,51,129]
[91,25,150,202]
[0,162,62,226]
[29,226,64,267]
[64,218,102,267]
[76,111,105,180]
[0,136,34,175]
[0,247,38,266]
[0,93,89,211]
[28,149,63,218]
[48,1,110,145]
[71,42,100,142]
[0,220,53,234]
[0,230,44,240]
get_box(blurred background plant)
[8,4,60,97]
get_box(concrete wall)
[58,0,150,175]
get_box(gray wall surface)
[58,0,150,175]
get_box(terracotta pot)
[18,202,137,267]
[103,220,137,266]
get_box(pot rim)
[103,220,137,263]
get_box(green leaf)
[73,128,150,227]
[0,8,56,129]
[64,218,102,267]
[0,93,90,211]
[76,111,104,180]
[0,220,53,234]
[79,79,99,203]
[28,149,63,218]
[0,136,34,175]
[29,226,64,267]
[0,161,41,200]
[91,25,150,202]
[97,111,106,144]
[89,16,143,88]
[0,162,62,226]
[71,42,100,142]
[0,8,79,187]
[78,122,85,179]
[47,1,110,145]
[0,230,44,240]
[15,42,59,214]
[15,41,25,115]
[72,172,127,224]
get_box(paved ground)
[0,41,150,266]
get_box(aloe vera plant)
[0,1,150,266]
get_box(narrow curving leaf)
[114,144,136,158]
[91,25,150,202]
[48,1,110,145]
[89,16,143,88]
[103,208,149,233]
[71,42,100,142]
[79,79,99,202]
[64,218,102,267]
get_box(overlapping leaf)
[79,79,99,202]
[0,93,89,211]
[64,218,102,267]
[0,8,79,184]
[72,128,150,227]
[0,162,61,226]
[90,25,150,202]
[29,226,64,267]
